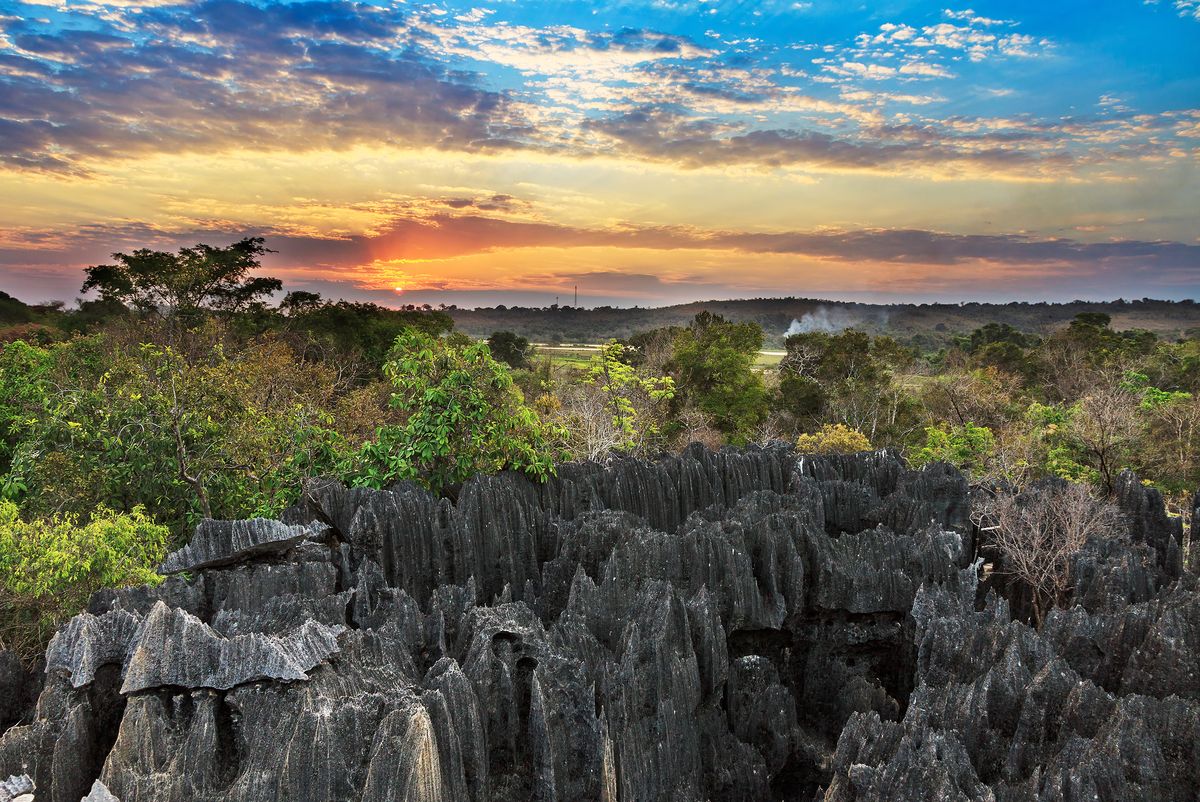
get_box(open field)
[535,344,787,370]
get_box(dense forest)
[445,295,1200,348]
[1,238,1198,660]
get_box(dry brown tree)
[1068,384,1141,495]
[974,482,1123,629]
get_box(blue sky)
[0,0,1197,306]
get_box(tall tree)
[81,237,282,317]
[672,312,767,443]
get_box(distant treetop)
[81,237,281,316]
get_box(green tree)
[0,501,167,661]
[81,237,282,317]
[557,341,674,458]
[779,329,918,443]
[0,339,53,485]
[1,334,349,536]
[487,330,534,370]
[279,290,324,316]
[348,329,563,494]
[286,300,453,370]
[672,312,767,443]
[909,422,996,473]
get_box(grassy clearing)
[536,344,787,372]
[533,345,597,371]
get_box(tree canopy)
[81,237,282,316]
[672,311,767,443]
[347,329,563,495]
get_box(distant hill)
[448,297,1200,348]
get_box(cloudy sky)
[1,0,1198,307]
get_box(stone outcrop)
[0,445,1194,801]
[0,776,34,802]
[157,519,328,574]
[80,781,118,802]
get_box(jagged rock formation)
[0,445,1194,801]
[0,775,34,802]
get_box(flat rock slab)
[159,518,329,574]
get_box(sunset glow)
[1,0,1197,306]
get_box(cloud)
[942,9,1013,27]
[422,20,714,76]
[0,1,538,172]
[1145,0,1200,21]
[3,208,1197,306]
[898,61,953,79]
[8,210,1197,275]
[579,105,1088,174]
[0,0,1188,181]
[853,10,1049,68]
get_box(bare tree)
[974,482,1123,629]
[556,383,625,461]
[1069,385,1141,494]
[1037,337,1101,403]
[921,368,1022,432]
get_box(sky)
[0,0,1198,308]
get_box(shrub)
[909,422,996,473]
[796,423,872,454]
[0,501,167,661]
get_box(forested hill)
[447,297,1200,347]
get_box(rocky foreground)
[0,446,1196,801]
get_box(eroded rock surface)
[0,445,1194,801]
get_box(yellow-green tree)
[796,423,872,454]
[0,501,167,661]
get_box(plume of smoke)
[784,306,890,336]
[785,306,849,335]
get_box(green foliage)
[1120,370,1192,410]
[1048,313,1158,369]
[1070,312,1112,330]
[81,237,281,316]
[672,312,767,443]
[347,329,563,494]
[961,322,1038,353]
[0,290,35,326]
[909,422,995,472]
[795,423,872,454]
[780,329,919,443]
[1,334,349,537]
[973,340,1032,376]
[777,373,824,419]
[1022,402,1096,484]
[286,300,454,370]
[0,500,167,661]
[0,339,53,482]
[583,341,675,452]
[487,330,534,370]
